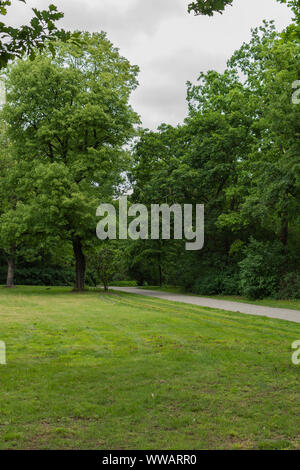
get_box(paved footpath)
[110,287,300,324]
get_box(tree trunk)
[158,252,162,288]
[280,215,288,246]
[72,237,86,291]
[158,263,162,287]
[158,241,163,287]
[6,248,15,288]
[103,281,109,292]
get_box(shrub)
[277,272,300,300]
[0,264,74,287]
[14,266,75,287]
[192,263,240,296]
[239,239,285,299]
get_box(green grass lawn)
[0,286,300,450]
[137,286,300,311]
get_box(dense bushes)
[192,265,240,296]
[277,272,300,300]
[0,264,97,287]
[239,239,285,299]
[176,239,299,300]
[0,265,74,287]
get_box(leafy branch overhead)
[188,0,233,16]
[0,0,76,69]
[188,0,300,17]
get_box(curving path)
[110,286,300,324]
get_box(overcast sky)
[7,0,292,129]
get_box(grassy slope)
[137,286,300,311]
[0,286,300,450]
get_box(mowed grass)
[0,286,300,450]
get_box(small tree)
[90,245,121,292]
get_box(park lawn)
[138,286,300,311]
[0,286,300,450]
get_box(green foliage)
[1,6,299,301]
[89,243,123,291]
[0,0,74,69]
[190,253,240,296]
[109,280,137,287]
[2,32,139,289]
[277,272,300,299]
[192,269,240,296]
[126,240,163,286]
[188,0,300,19]
[0,265,74,287]
[239,239,285,299]
[128,22,300,301]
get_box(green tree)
[3,32,139,290]
[188,0,233,16]
[218,24,300,250]
[129,21,300,299]
[89,242,122,291]
[130,125,188,286]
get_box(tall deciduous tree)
[3,32,140,290]
[128,20,300,298]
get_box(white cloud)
[5,0,293,129]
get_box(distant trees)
[220,23,300,251]
[128,22,300,299]
[89,243,122,292]
[0,123,73,288]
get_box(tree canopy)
[127,21,300,298]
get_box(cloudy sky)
[7,0,292,129]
